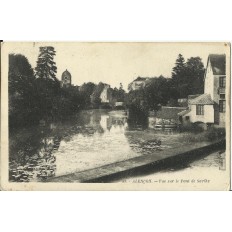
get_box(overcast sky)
[6,42,227,90]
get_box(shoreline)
[47,139,225,183]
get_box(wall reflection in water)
[9,110,226,182]
[9,110,131,182]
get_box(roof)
[178,109,191,116]
[188,94,201,100]
[189,94,214,105]
[155,107,186,120]
[134,77,148,82]
[208,54,226,75]
[62,69,71,78]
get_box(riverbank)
[115,150,226,184]
[48,139,225,183]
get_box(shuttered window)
[196,105,204,115]
[219,76,226,88]
[219,100,226,113]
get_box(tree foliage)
[172,54,186,80]
[186,57,205,94]
[171,54,205,98]
[79,82,96,108]
[90,82,105,107]
[9,49,206,130]
[112,83,126,102]
[34,47,61,120]
[57,86,83,117]
[171,54,188,98]
[144,76,171,110]
[9,54,39,128]
[35,47,58,81]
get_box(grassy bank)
[181,127,225,143]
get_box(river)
[9,109,225,182]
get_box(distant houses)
[92,83,124,109]
[60,53,226,128]
[128,77,150,91]
[178,54,226,128]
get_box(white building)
[100,84,110,103]
[128,77,149,91]
[178,54,226,127]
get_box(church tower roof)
[62,69,71,79]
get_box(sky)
[5,42,227,90]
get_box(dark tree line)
[9,47,127,130]
[9,47,83,129]
[126,76,171,113]
[9,54,39,127]
[171,54,205,98]
[9,49,204,129]
[79,82,126,109]
[126,54,205,112]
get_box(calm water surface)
[9,109,224,182]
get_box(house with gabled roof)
[178,54,226,127]
[128,77,150,91]
[179,94,215,125]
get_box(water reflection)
[9,135,60,182]
[9,110,226,182]
[9,110,132,181]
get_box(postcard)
[0,42,230,190]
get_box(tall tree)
[9,54,38,128]
[172,54,186,81]
[35,46,58,81]
[34,46,59,121]
[171,54,205,98]
[186,57,205,94]
[9,54,35,95]
[171,54,188,98]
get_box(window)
[196,105,204,115]
[220,94,225,99]
[219,76,226,88]
[219,100,226,113]
[185,116,190,120]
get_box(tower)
[61,69,72,88]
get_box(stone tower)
[61,69,72,87]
